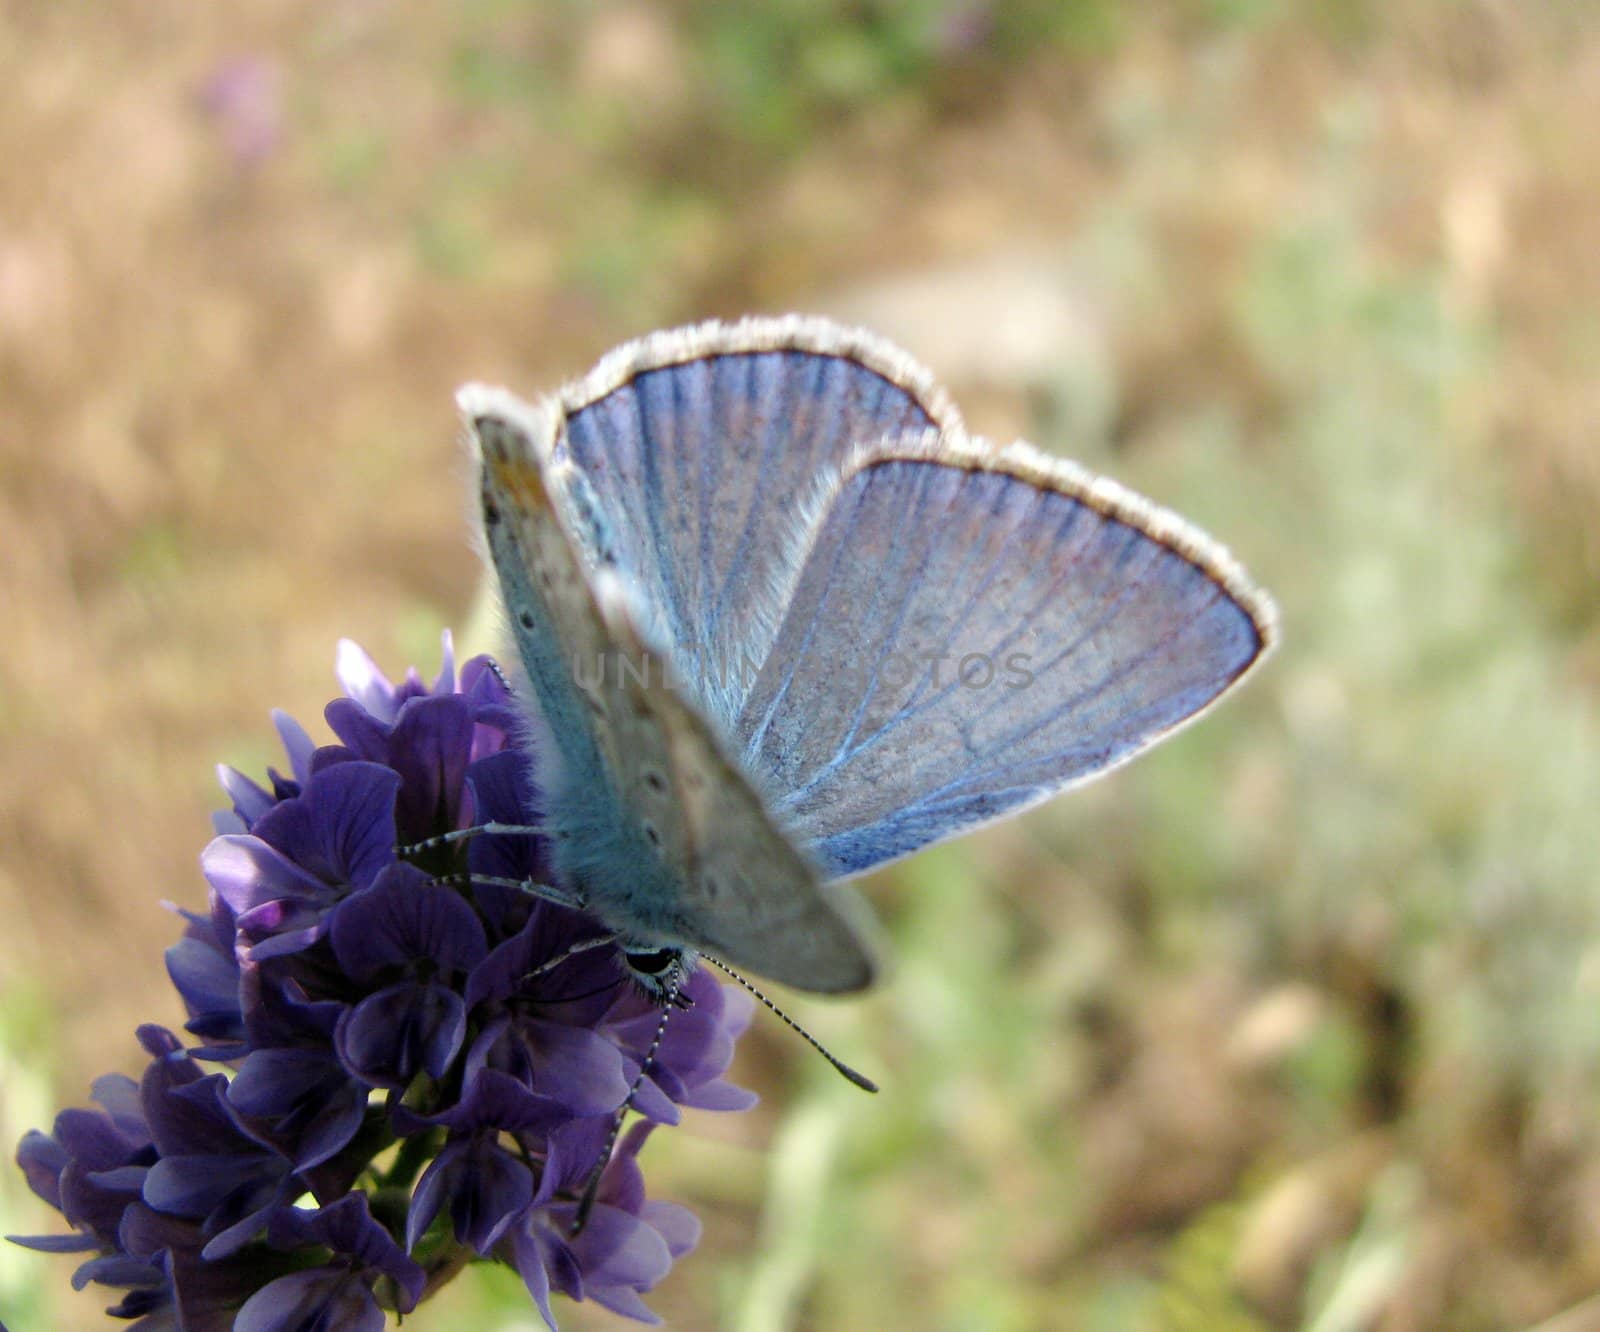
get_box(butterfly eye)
[625,948,678,975]
[621,947,694,1005]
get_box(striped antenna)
[703,954,878,1093]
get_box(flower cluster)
[10,636,756,1330]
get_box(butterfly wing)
[466,386,619,811]
[733,430,1277,879]
[593,578,878,992]
[548,316,961,729]
[465,385,877,993]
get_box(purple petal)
[212,809,248,835]
[249,762,400,893]
[322,698,388,763]
[529,1023,631,1117]
[543,1116,615,1198]
[201,836,328,918]
[227,1049,338,1118]
[141,1061,263,1162]
[619,1070,679,1127]
[390,1069,569,1140]
[142,1153,275,1218]
[335,982,467,1088]
[272,709,316,786]
[592,1123,648,1217]
[454,1145,534,1254]
[237,963,342,1051]
[53,1092,148,1170]
[91,1074,150,1133]
[335,639,398,723]
[571,1204,672,1290]
[240,915,328,960]
[15,1129,71,1208]
[329,870,488,979]
[165,936,243,1038]
[226,1049,366,1170]
[216,764,275,825]
[641,1200,700,1260]
[508,1224,560,1332]
[265,1194,424,1311]
[465,906,615,1009]
[463,749,553,886]
[682,1080,759,1113]
[6,1230,101,1253]
[235,1268,385,1332]
[408,1136,534,1255]
[72,1250,166,1290]
[308,743,359,774]
[467,1017,628,1119]
[385,694,477,841]
[433,630,456,695]
[589,1282,665,1324]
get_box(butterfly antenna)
[703,955,879,1093]
[571,960,683,1237]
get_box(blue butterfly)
[460,315,1274,995]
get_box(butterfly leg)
[571,959,684,1236]
[430,870,587,913]
[396,821,548,858]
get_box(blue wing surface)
[554,317,960,729]
[732,450,1273,878]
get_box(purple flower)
[9,1028,292,1329]
[237,1195,425,1331]
[198,57,283,169]
[226,972,367,1173]
[13,635,758,1328]
[507,1125,701,1330]
[12,1072,155,1263]
[137,1029,295,1261]
[330,865,488,1088]
[165,901,247,1059]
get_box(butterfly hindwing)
[594,579,878,992]
[733,430,1275,879]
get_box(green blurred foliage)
[690,0,1120,153]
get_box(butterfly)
[460,315,1275,997]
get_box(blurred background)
[4,2,1600,1328]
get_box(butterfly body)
[464,316,1275,994]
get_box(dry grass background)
[4,2,1600,1328]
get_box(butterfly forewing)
[554,317,961,730]
[467,389,619,804]
[466,386,877,992]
